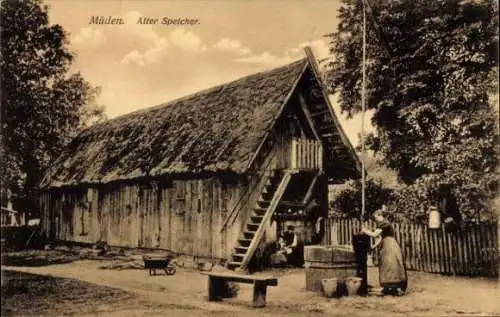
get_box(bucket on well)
[321,278,338,298]
[345,277,363,296]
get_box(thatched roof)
[41,56,360,190]
[42,59,310,188]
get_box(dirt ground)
[2,259,499,317]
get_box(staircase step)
[254,210,267,216]
[311,109,330,117]
[260,191,274,200]
[321,132,337,138]
[256,200,270,207]
[254,207,267,213]
[250,215,264,223]
[263,186,277,195]
[227,261,242,269]
[235,246,249,253]
[265,177,281,190]
[318,126,337,134]
[238,238,252,246]
[243,231,255,239]
[247,223,260,230]
[233,254,244,261]
[268,178,281,187]
[279,200,306,208]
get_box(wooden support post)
[208,276,224,301]
[298,94,321,142]
[302,172,320,205]
[319,142,323,170]
[252,281,268,308]
[300,142,304,169]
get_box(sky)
[45,0,374,147]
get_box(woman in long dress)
[363,207,408,296]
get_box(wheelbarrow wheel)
[166,266,176,275]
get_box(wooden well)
[304,245,357,292]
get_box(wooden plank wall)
[274,108,318,171]
[324,218,499,277]
[39,176,254,260]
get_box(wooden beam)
[298,94,321,142]
[240,172,292,270]
[311,109,330,117]
[320,133,336,138]
[302,172,321,205]
[318,128,338,135]
[279,200,306,208]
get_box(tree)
[330,178,394,220]
[325,0,498,220]
[1,0,105,215]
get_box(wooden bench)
[200,271,278,308]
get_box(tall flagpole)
[361,0,367,220]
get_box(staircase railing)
[290,138,323,170]
[239,171,292,270]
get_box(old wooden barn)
[39,49,361,270]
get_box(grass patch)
[1,270,142,316]
[1,250,80,267]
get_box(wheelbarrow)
[143,254,176,276]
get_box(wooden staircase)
[227,171,293,271]
[298,92,359,179]
[301,47,362,179]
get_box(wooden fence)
[323,218,499,277]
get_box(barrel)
[304,245,357,292]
